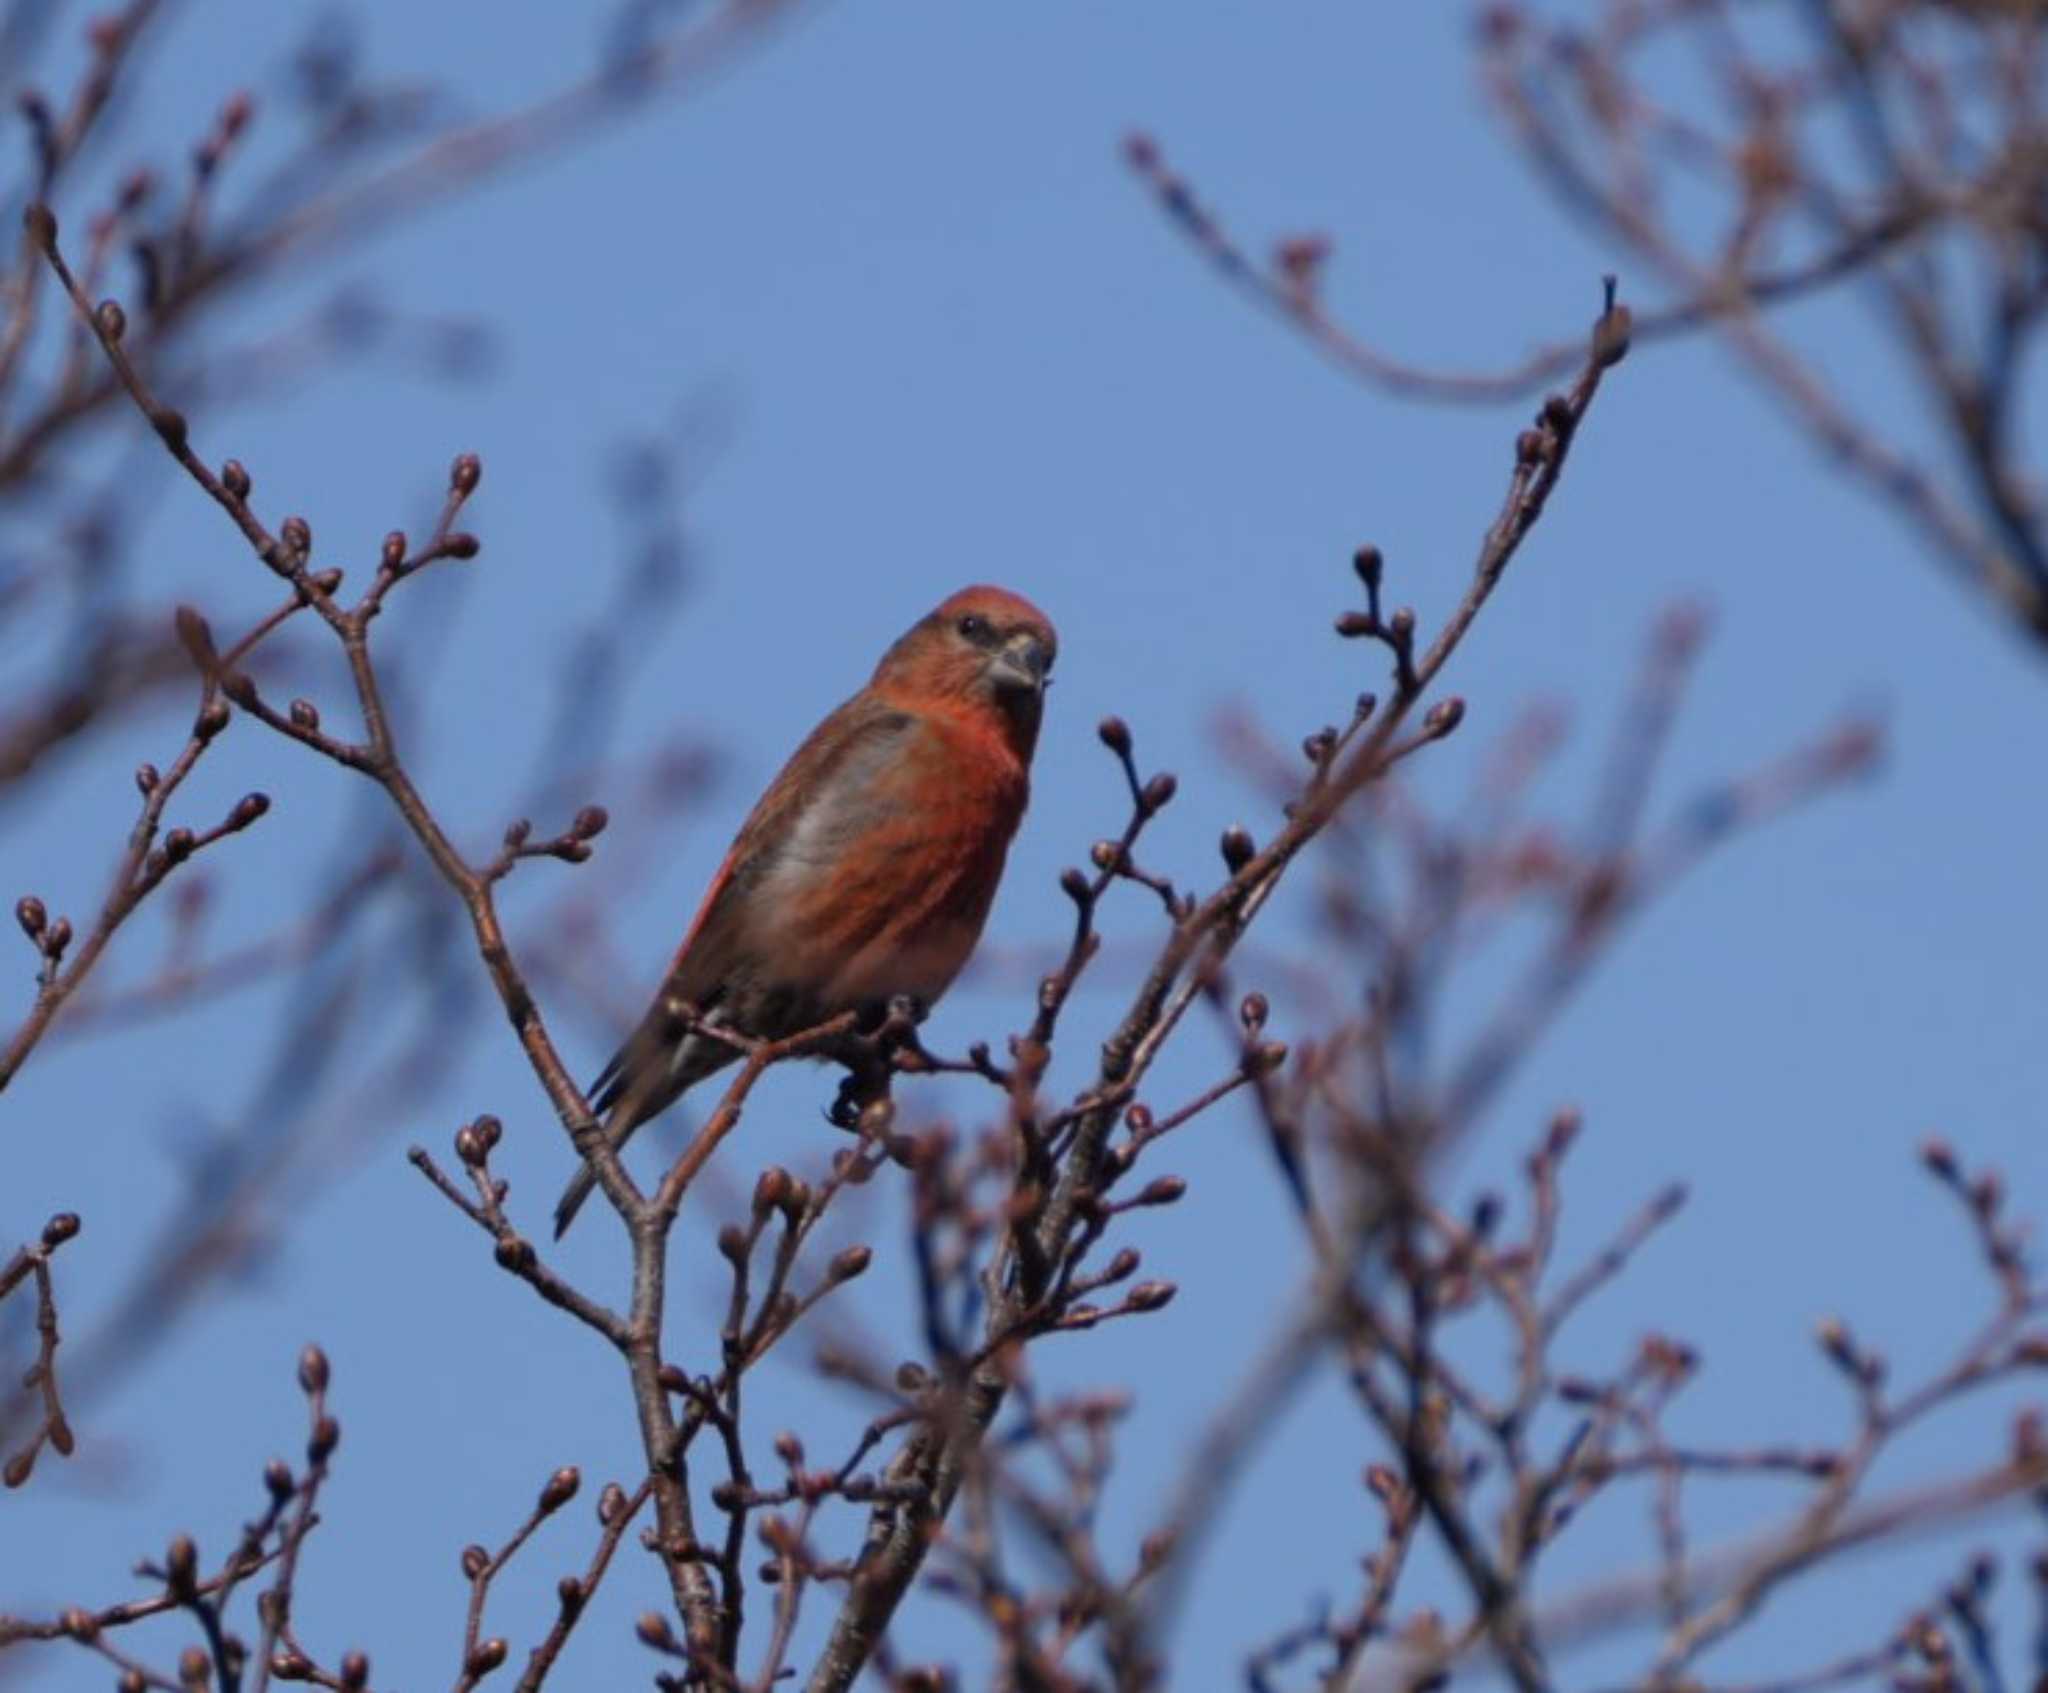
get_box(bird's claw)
[826,1074,866,1131]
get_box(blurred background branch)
[1130,0,2048,650]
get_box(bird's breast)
[755,716,1026,1015]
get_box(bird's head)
[873,585,1058,753]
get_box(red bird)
[552,585,1057,1237]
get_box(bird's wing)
[588,698,919,1118]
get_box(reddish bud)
[226,792,270,830]
[95,298,126,341]
[380,531,406,571]
[297,1344,330,1395]
[41,1212,80,1248]
[1097,716,1132,756]
[289,698,320,730]
[308,1414,340,1464]
[1141,772,1178,812]
[752,1166,793,1217]
[14,896,45,939]
[135,761,160,794]
[451,453,482,496]
[571,804,608,839]
[467,1638,507,1677]
[280,516,311,557]
[164,1533,198,1597]
[1593,299,1633,368]
[1125,1280,1177,1312]
[1815,1317,1870,1381]
[443,532,481,560]
[1135,1176,1186,1207]
[221,460,251,499]
[1220,825,1255,871]
[829,1244,872,1283]
[538,1465,580,1513]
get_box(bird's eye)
[956,614,991,644]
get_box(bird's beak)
[992,631,1051,695]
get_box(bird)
[551,584,1057,1238]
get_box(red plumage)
[552,585,1057,1237]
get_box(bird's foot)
[826,1064,893,1133]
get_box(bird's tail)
[552,1023,738,1239]
[551,1108,642,1239]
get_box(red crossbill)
[552,585,1057,1237]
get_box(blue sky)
[5,2,2044,1687]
